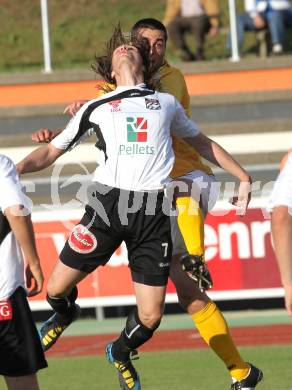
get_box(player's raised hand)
[230,177,252,215]
[26,262,44,297]
[63,100,88,116]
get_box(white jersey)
[0,155,30,300]
[52,84,199,191]
[268,151,292,211]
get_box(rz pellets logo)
[127,117,148,142]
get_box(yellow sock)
[176,197,204,256]
[192,301,250,381]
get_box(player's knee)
[129,308,160,334]
[177,285,209,308]
[186,297,210,315]
[138,308,162,329]
[173,264,211,309]
[112,308,159,356]
[176,293,190,310]
[46,279,73,298]
[272,206,291,226]
[46,283,65,299]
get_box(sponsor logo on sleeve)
[0,301,13,321]
[68,224,98,254]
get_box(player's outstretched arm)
[17,143,65,174]
[5,205,44,297]
[184,132,252,214]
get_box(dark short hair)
[131,18,168,41]
[92,24,157,90]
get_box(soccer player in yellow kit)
[131,19,262,390]
[31,18,262,389]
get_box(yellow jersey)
[158,62,213,177]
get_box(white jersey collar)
[115,84,148,92]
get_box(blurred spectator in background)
[234,0,292,55]
[269,150,292,316]
[163,0,220,61]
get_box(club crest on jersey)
[68,224,97,254]
[0,300,13,321]
[145,98,161,110]
[108,99,122,112]
[127,117,148,142]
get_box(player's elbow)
[5,205,31,226]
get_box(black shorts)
[60,183,172,286]
[0,287,47,377]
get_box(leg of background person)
[170,258,250,381]
[168,17,195,60]
[227,12,255,52]
[111,282,166,361]
[285,9,292,28]
[5,374,39,390]
[266,10,286,47]
[271,205,292,315]
[189,15,209,60]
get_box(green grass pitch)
[2,345,288,389]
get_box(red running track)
[46,324,292,358]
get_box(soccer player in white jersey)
[31,19,263,389]
[0,154,47,390]
[17,26,251,390]
[269,150,292,316]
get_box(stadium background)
[0,0,292,388]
